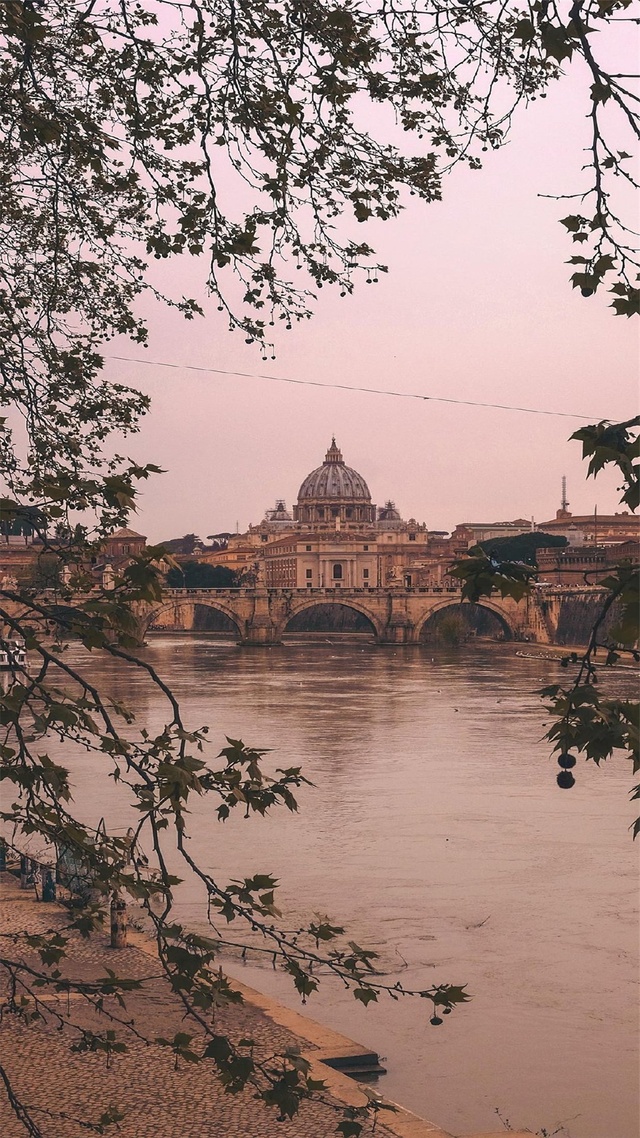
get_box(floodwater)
[42,638,638,1138]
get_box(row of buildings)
[0,439,637,590]
[171,439,639,589]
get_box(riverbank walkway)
[0,878,527,1138]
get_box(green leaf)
[353,987,378,1005]
[203,1035,233,1062]
[513,18,535,42]
[540,22,576,62]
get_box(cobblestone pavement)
[0,878,400,1138]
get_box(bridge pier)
[242,590,281,646]
[242,621,281,646]
[379,594,418,644]
[379,619,416,644]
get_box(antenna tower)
[561,475,569,512]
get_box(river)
[42,637,639,1138]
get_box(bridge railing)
[160,586,464,596]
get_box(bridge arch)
[280,599,382,640]
[145,599,243,639]
[416,599,513,642]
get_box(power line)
[106,354,604,421]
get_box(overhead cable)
[106,355,605,421]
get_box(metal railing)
[0,836,57,901]
[1,834,132,947]
[0,822,140,904]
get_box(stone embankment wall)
[554,593,611,646]
[536,589,616,647]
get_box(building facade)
[537,539,639,585]
[265,531,380,589]
[535,508,639,547]
[450,519,534,546]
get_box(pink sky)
[103,58,638,543]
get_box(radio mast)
[561,476,569,513]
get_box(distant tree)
[27,551,63,591]
[480,532,568,566]
[429,612,466,646]
[161,534,203,555]
[206,534,232,550]
[167,561,238,588]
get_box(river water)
[44,637,638,1138]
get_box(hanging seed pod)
[557,771,576,789]
[557,753,577,769]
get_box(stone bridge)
[139,585,567,645]
[0,585,603,646]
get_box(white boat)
[0,639,27,670]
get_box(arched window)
[332,563,343,580]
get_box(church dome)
[297,439,371,502]
[378,500,401,521]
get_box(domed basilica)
[199,439,485,589]
[234,439,447,589]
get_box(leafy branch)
[1,3,638,1132]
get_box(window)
[306,569,312,579]
[409,533,416,541]
[261,534,268,542]
[363,568,369,578]
[331,507,339,517]
[345,508,352,519]
[305,544,312,551]
[363,544,369,551]
[332,563,343,580]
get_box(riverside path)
[0,875,533,1138]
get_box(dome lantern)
[324,437,344,465]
